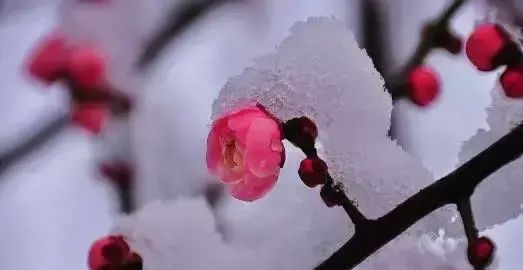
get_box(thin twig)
[361,0,389,75]
[457,198,484,270]
[118,181,134,214]
[323,178,368,229]
[388,0,467,99]
[0,114,69,175]
[457,198,478,242]
[138,0,236,69]
[315,122,523,270]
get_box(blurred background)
[0,0,521,269]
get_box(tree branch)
[322,179,368,230]
[137,0,236,69]
[361,0,389,75]
[0,114,69,175]
[315,123,523,269]
[457,198,478,242]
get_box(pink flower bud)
[408,66,440,107]
[88,235,131,270]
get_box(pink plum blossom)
[206,105,285,201]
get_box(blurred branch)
[0,114,69,175]
[315,122,523,269]
[361,0,389,74]
[138,0,238,69]
[388,0,467,99]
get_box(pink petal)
[206,118,227,173]
[206,117,243,184]
[72,103,108,134]
[68,45,107,89]
[227,107,267,144]
[244,117,283,178]
[228,171,279,201]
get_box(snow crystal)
[459,86,523,230]
[213,17,452,227]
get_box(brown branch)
[457,198,478,242]
[361,0,389,75]
[0,114,69,175]
[315,122,523,269]
[457,199,485,270]
[321,179,368,230]
[388,0,467,99]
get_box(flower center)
[223,137,243,171]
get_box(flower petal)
[206,117,244,184]
[228,107,267,144]
[206,117,228,174]
[244,117,284,178]
[229,171,279,201]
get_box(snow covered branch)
[316,122,523,270]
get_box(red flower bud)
[466,24,520,71]
[122,252,143,270]
[88,235,131,270]
[407,66,440,107]
[72,102,108,134]
[68,45,107,90]
[297,116,318,139]
[467,236,495,268]
[500,65,523,98]
[27,34,69,84]
[283,116,318,153]
[298,157,328,188]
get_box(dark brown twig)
[315,122,523,269]
[0,114,70,174]
[361,0,389,75]
[388,0,467,99]
[322,178,368,230]
[138,0,237,69]
[457,199,485,270]
[457,198,478,242]
[283,117,369,229]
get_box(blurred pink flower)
[72,102,108,134]
[68,45,107,89]
[27,34,70,84]
[206,105,284,201]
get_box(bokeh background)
[0,0,521,269]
